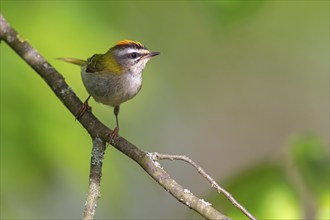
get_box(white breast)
[81,69,142,107]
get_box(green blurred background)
[1,1,329,219]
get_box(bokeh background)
[1,1,329,219]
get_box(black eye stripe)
[128,52,141,59]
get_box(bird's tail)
[57,57,86,66]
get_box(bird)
[58,40,160,141]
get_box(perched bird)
[59,40,160,140]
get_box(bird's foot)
[107,127,119,143]
[75,100,90,120]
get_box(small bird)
[59,40,160,140]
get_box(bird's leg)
[107,105,120,142]
[75,95,91,120]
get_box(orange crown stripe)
[114,40,146,49]
[115,40,143,46]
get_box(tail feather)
[57,57,86,66]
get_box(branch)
[154,153,256,220]
[1,14,254,220]
[83,138,106,220]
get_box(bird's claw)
[75,101,90,120]
[107,127,119,143]
[75,96,91,120]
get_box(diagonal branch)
[1,14,254,220]
[154,153,256,220]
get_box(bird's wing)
[85,54,104,73]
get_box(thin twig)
[83,138,106,220]
[154,153,256,220]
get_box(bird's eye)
[129,52,139,59]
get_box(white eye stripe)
[126,48,140,54]
[116,48,149,57]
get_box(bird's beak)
[144,51,160,58]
